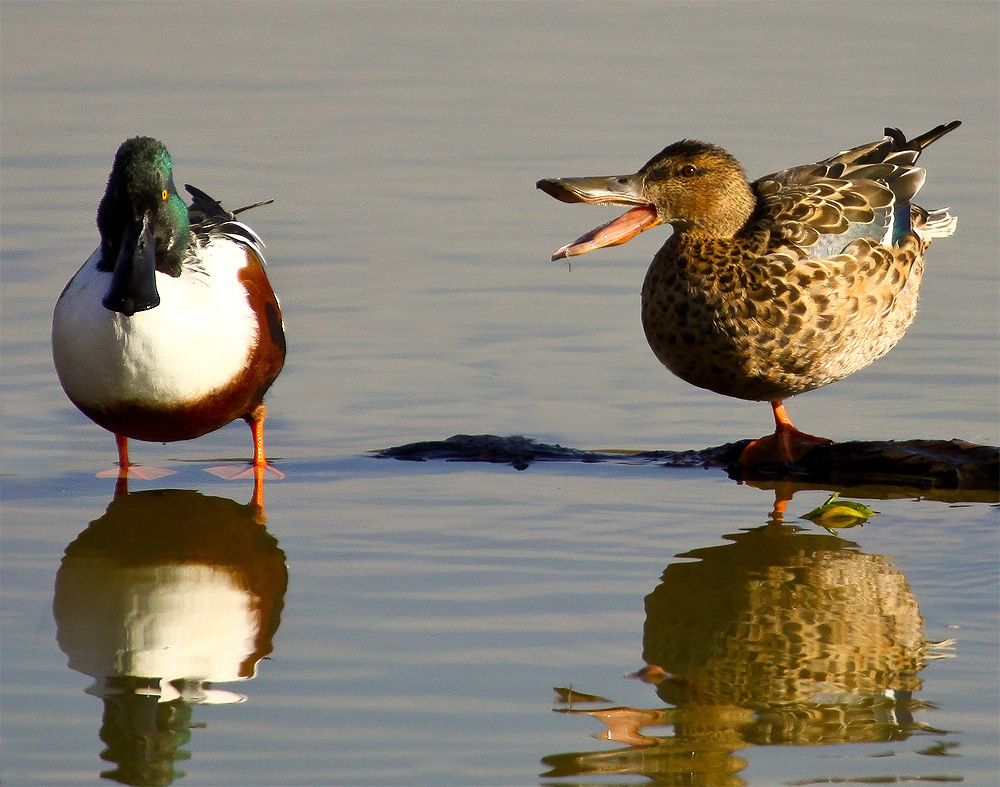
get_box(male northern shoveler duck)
[537,121,960,466]
[52,136,286,480]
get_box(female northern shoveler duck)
[52,136,286,479]
[537,121,960,466]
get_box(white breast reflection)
[57,559,261,703]
[53,487,286,784]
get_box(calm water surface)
[2,3,998,786]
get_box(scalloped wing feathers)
[751,123,957,262]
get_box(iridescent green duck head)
[537,139,757,259]
[96,136,191,315]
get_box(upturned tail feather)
[915,207,957,240]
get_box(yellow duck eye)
[161,189,169,201]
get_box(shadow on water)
[540,489,962,786]
[52,481,287,786]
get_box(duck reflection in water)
[53,482,287,786]
[542,490,955,785]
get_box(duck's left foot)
[739,428,832,467]
[205,463,285,481]
[98,435,177,480]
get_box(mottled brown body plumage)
[640,219,927,402]
[538,122,959,463]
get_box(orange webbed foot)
[739,429,832,466]
[206,407,284,479]
[739,400,832,467]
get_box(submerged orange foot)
[205,463,284,480]
[739,401,832,467]
[96,434,177,481]
[96,465,177,481]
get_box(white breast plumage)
[52,239,259,409]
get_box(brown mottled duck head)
[537,139,756,260]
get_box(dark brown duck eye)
[679,164,697,177]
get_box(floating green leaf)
[802,492,878,532]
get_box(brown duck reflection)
[543,495,952,785]
[53,486,287,786]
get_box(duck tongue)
[551,204,659,260]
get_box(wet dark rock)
[748,438,1000,492]
[376,433,602,471]
[376,434,999,494]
